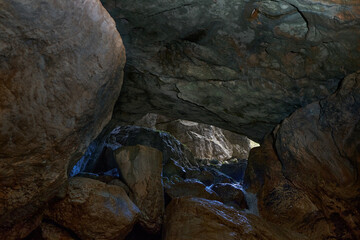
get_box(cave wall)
[245,72,360,239]
[0,0,359,239]
[103,0,360,142]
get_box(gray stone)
[104,0,360,142]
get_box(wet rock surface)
[46,177,140,240]
[0,0,125,235]
[104,0,360,141]
[114,145,164,233]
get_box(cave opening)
[68,113,260,239]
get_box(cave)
[0,0,359,239]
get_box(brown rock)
[114,145,164,233]
[0,0,125,234]
[245,135,331,239]
[163,197,308,240]
[275,72,360,239]
[246,72,360,239]
[41,222,75,240]
[185,169,215,186]
[211,183,248,209]
[0,211,43,240]
[46,177,139,240]
[164,178,221,201]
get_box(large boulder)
[246,72,360,239]
[0,0,125,236]
[105,125,198,171]
[114,145,164,233]
[135,114,252,161]
[163,197,307,240]
[104,0,360,141]
[46,177,140,240]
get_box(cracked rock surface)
[103,0,360,142]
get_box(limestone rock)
[275,71,360,239]
[40,222,75,240]
[106,125,198,169]
[245,135,330,239]
[46,177,139,240]
[246,72,360,239]
[135,114,252,161]
[114,145,164,233]
[104,0,360,141]
[0,0,125,234]
[164,178,221,201]
[163,197,307,240]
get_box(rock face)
[135,114,252,161]
[40,222,75,240]
[0,0,125,236]
[103,0,360,141]
[114,145,164,233]
[163,197,307,240]
[211,183,248,210]
[246,72,360,239]
[105,126,198,172]
[46,177,139,240]
[164,178,221,201]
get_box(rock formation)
[114,145,164,233]
[103,0,360,142]
[46,177,140,240]
[1,0,359,239]
[163,197,307,240]
[246,72,360,239]
[134,113,253,161]
[0,0,125,237]
[40,222,76,240]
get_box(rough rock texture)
[218,161,248,182]
[211,183,248,210]
[40,222,75,240]
[135,113,252,161]
[46,177,140,240]
[164,178,221,201]
[246,72,360,239]
[163,197,307,240]
[0,0,125,236]
[103,0,360,141]
[114,145,164,233]
[106,125,198,170]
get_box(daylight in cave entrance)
[0,0,359,239]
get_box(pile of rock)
[32,126,297,240]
